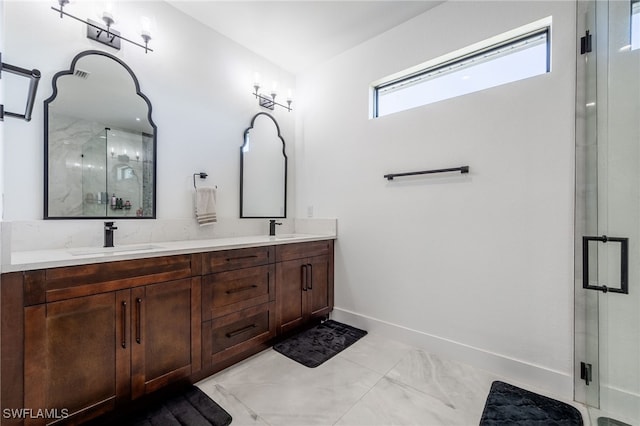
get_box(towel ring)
[193,172,212,189]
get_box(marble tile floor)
[196,332,589,426]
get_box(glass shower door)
[576,1,640,424]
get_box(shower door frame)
[574,0,640,423]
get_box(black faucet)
[104,221,118,247]
[269,219,282,236]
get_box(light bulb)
[140,16,152,41]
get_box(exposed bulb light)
[251,73,293,112]
[57,0,69,18]
[140,16,152,53]
[102,11,114,26]
[51,1,154,53]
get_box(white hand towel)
[195,187,217,226]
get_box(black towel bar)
[384,166,469,180]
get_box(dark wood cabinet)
[24,291,130,424]
[131,278,198,399]
[0,239,333,425]
[276,241,334,334]
[11,255,199,425]
[201,248,276,371]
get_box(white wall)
[2,0,295,224]
[297,1,577,397]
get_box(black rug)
[119,386,232,426]
[480,381,583,425]
[273,320,367,368]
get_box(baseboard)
[600,383,640,422]
[331,307,574,401]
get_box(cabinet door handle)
[301,264,308,291]
[121,301,127,349]
[226,324,256,338]
[135,297,142,344]
[307,263,313,290]
[226,284,258,295]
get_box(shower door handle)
[582,235,629,294]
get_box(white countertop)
[4,233,336,272]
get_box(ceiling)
[166,1,443,74]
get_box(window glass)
[374,28,550,118]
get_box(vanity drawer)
[275,240,333,262]
[203,246,274,274]
[202,302,275,366]
[39,255,194,302]
[202,264,275,320]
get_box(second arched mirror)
[240,112,287,218]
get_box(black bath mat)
[480,381,583,425]
[110,385,232,426]
[274,320,367,368]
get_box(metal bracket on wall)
[580,362,592,385]
[86,19,122,50]
[0,52,41,122]
[580,30,593,54]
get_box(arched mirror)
[240,112,287,218]
[44,50,156,219]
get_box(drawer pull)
[226,255,258,262]
[226,284,258,295]
[307,263,313,290]
[301,264,308,291]
[226,324,256,338]
[121,301,127,349]
[135,298,142,344]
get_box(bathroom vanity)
[0,236,334,425]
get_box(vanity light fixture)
[252,74,293,112]
[51,0,154,53]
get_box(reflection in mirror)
[44,50,156,218]
[240,113,287,218]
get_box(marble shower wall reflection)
[48,111,153,217]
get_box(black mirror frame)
[240,112,288,219]
[43,50,157,219]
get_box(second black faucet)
[104,221,118,247]
[269,219,282,236]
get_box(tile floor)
[196,332,589,426]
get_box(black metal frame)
[43,50,157,220]
[582,235,629,294]
[384,166,469,181]
[240,112,288,219]
[0,52,41,122]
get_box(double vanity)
[0,233,335,425]
[0,45,309,425]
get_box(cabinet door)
[24,291,131,425]
[307,255,333,319]
[276,259,307,334]
[131,278,194,399]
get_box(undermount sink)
[273,234,306,240]
[68,244,162,256]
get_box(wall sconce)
[52,0,154,53]
[252,73,293,112]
